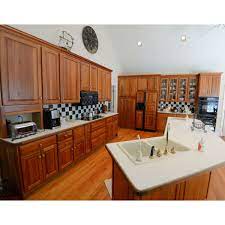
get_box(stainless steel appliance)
[8,121,37,140]
[80,91,98,106]
[43,109,61,129]
[197,97,219,131]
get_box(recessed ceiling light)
[181,35,187,42]
[137,41,142,47]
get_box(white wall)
[11,24,123,112]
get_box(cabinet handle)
[42,154,45,158]
[38,155,42,159]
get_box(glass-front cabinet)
[168,78,178,101]
[188,76,197,103]
[178,78,188,102]
[160,78,168,101]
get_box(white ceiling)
[103,25,225,74]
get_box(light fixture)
[137,41,142,47]
[181,35,187,42]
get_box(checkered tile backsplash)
[158,101,195,113]
[43,101,109,120]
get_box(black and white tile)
[43,101,110,120]
[158,101,195,113]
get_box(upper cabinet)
[137,75,159,92]
[105,71,112,101]
[42,46,60,104]
[97,68,104,101]
[199,73,221,97]
[90,65,98,92]
[168,77,178,101]
[118,77,137,97]
[80,61,90,91]
[160,78,168,101]
[0,32,42,105]
[137,77,147,91]
[60,53,80,103]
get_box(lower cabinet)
[73,126,86,161]
[144,113,156,130]
[19,135,58,193]
[91,119,106,150]
[57,130,74,171]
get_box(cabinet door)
[118,77,126,97]
[0,32,42,105]
[118,77,137,97]
[184,172,211,200]
[144,113,156,130]
[145,92,157,113]
[97,68,104,101]
[80,61,90,91]
[168,78,178,101]
[41,144,58,180]
[105,72,112,101]
[118,98,136,129]
[58,142,74,170]
[211,75,221,97]
[136,110,144,129]
[137,77,147,91]
[60,53,80,103]
[147,76,159,91]
[74,141,86,161]
[157,113,168,132]
[177,77,188,102]
[90,65,98,92]
[20,150,43,192]
[112,116,118,137]
[42,46,60,104]
[85,124,91,153]
[160,78,168,101]
[199,75,212,97]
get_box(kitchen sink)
[147,137,190,152]
[118,137,190,165]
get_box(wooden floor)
[27,128,225,200]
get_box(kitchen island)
[106,117,225,200]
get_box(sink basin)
[147,138,190,152]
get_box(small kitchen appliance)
[43,109,61,129]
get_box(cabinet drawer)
[20,135,56,156]
[57,130,73,142]
[91,119,105,130]
[73,126,85,143]
[91,127,105,139]
[91,133,105,149]
[106,117,113,123]
[58,139,73,150]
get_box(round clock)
[82,26,98,54]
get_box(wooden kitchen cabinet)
[118,77,137,97]
[19,135,58,192]
[97,68,106,101]
[57,130,74,170]
[157,113,169,132]
[85,124,91,153]
[80,61,90,91]
[137,77,147,91]
[147,76,160,91]
[60,53,80,103]
[199,73,221,97]
[91,119,106,150]
[144,113,156,130]
[145,91,157,113]
[0,31,42,106]
[160,77,168,101]
[73,125,86,161]
[136,110,144,129]
[42,46,60,104]
[90,65,98,92]
[105,72,112,101]
[118,97,136,129]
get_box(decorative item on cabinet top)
[82,26,98,54]
[158,101,195,113]
[43,101,110,120]
[58,30,74,51]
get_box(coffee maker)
[43,109,61,129]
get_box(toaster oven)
[9,121,37,140]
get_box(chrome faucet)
[166,123,170,146]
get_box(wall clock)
[82,26,98,54]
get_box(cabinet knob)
[39,144,43,148]
[38,155,42,159]
[42,154,45,158]
[65,134,68,138]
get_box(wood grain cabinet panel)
[147,76,159,91]
[60,53,80,103]
[137,77,147,91]
[80,61,90,91]
[144,113,156,130]
[118,77,137,97]
[136,110,144,129]
[97,68,104,101]
[90,65,98,92]
[42,46,60,104]
[145,91,157,113]
[211,74,221,97]
[105,72,112,101]
[118,97,136,129]
[0,32,42,105]
[85,124,91,153]
[184,172,211,200]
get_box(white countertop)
[1,112,118,145]
[106,117,225,192]
[157,111,193,115]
